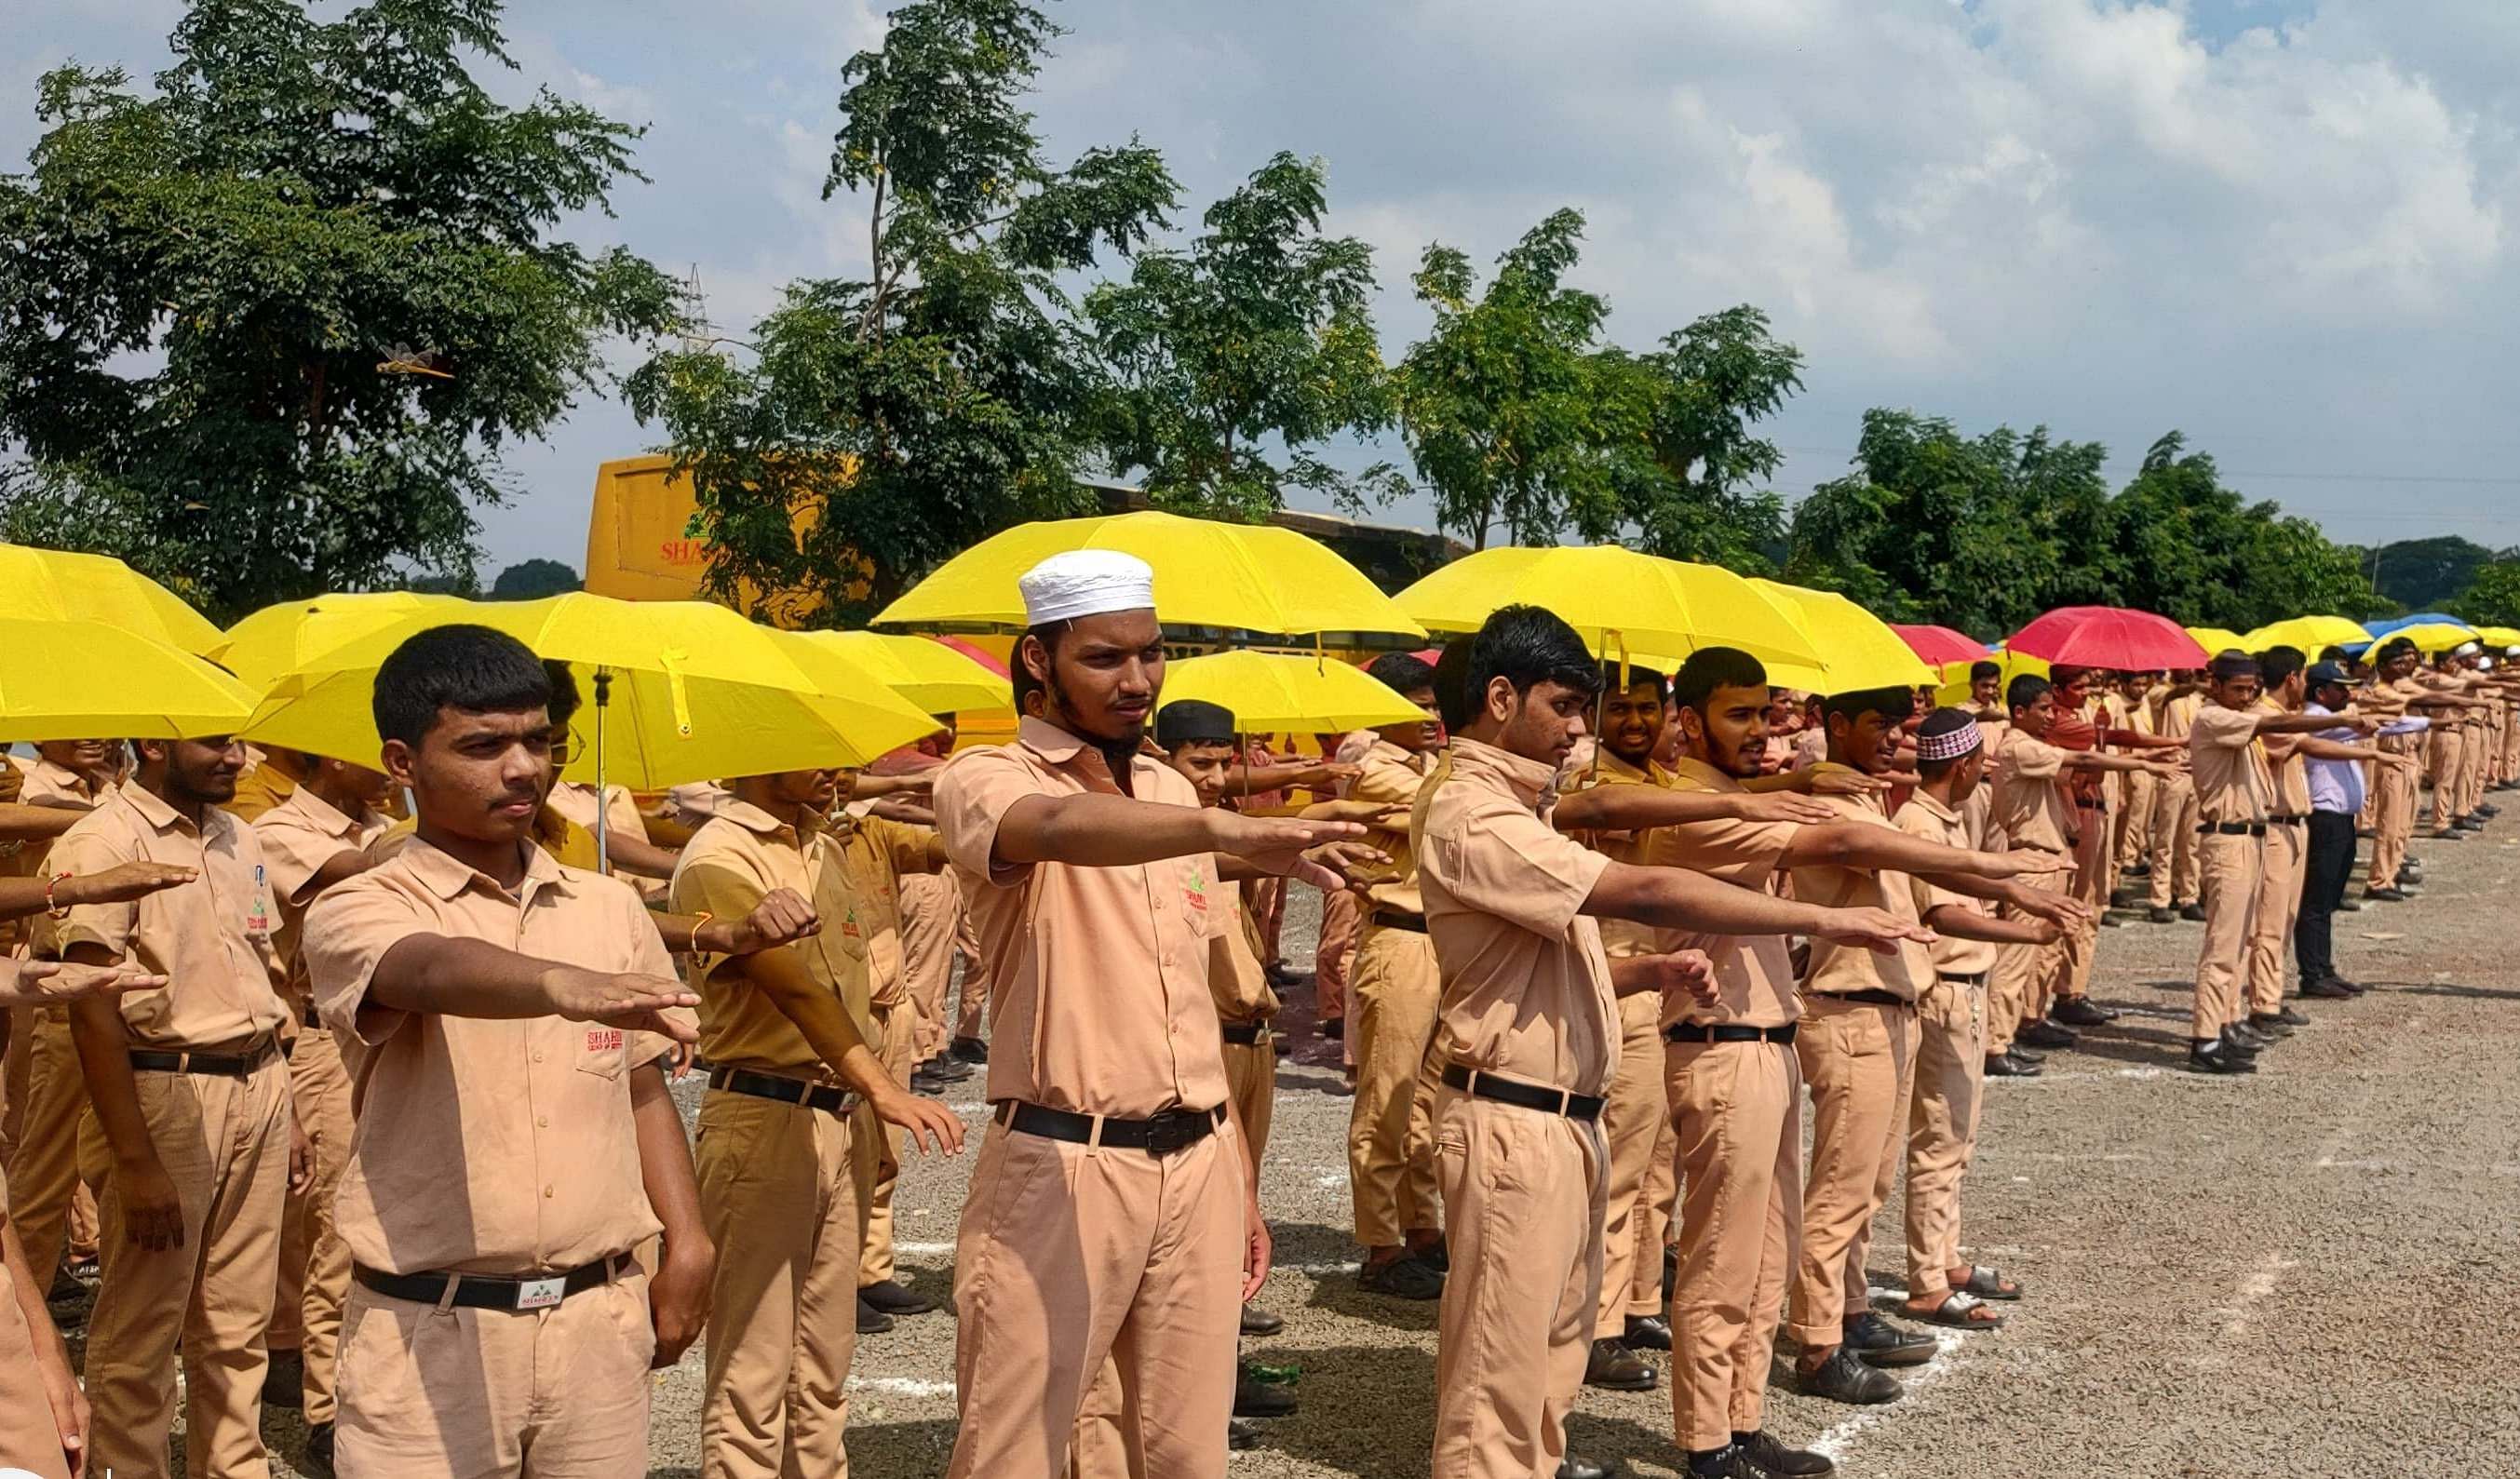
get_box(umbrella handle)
[594,668,611,876]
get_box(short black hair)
[2318,645,2347,663]
[2209,652,2260,682]
[1464,607,1599,719]
[2006,674,2052,712]
[1013,623,1058,713]
[373,625,551,749]
[544,660,583,731]
[2257,644,2306,687]
[2050,664,2091,689]
[1970,660,2001,682]
[1601,662,1669,703]
[1365,652,1437,698]
[2376,637,2416,663]
[1671,647,1769,717]
[1824,685,1918,727]
[1155,699,1236,750]
[1433,636,1477,732]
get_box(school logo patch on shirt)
[246,864,273,935]
[1182,869,1211,917]
[585,1028,625,1055]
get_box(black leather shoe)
[2476,802,2500,817]
[1624,1312,1673,1351]
[1319,1017,1344,1041]
[2364,886,2407,902]
[1983,1051,2042,1078]
[2301,976,2354,1001]
[2336,897,2363,911]
[1586,1337,1657,1391]
[1688,1446,1763,1478]
[2016,1020,2077,1050]
[263,1348,305,1409]
[2179,902,2207,921]
[1556,1459,1613,1479]
[1734,1429,1837,1476]
[922,1054,975,1083]
[2266,1005,2311,1027]
[909,1065,954,1095]
[1414,1235,1450,1272]
[1358,1254,1445,1300]
[2187,1042,2257,1075]
[856,1295,896,1334]
[2217,1025,2266,1055]
[2455,815,2486,831]
[2430,828,2467,841]
[1234,1368,1298,1418]
[1799,1345,1901,1404]
[2335,976,2368,996]
[949,1034,989,1065]
[2244,1014,2295,1039]
[1841,1312,1935,1367]
[861,1280,935,1316]
[2008,1044,2047,1064]
[2397,864,2422,884]
[2050,998,2111,1028]
[1240,1304,1285,1337]
[2148,907,2176,923]
[1228,1418,1260,1450]
[303,1420,337,1478]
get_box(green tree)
[1084,153,1397,522]
[2368,534,2497,612]
[1393,208,1640,549]
[490,557,582,599]
[1620,305,1800,571]
[2110,433,2383,627]
[2453,559,2520,626]
[629,0,1177,621]
[0,0,679,619]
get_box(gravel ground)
[128,817,2520,1477]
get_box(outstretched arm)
[1583,860,1934,951]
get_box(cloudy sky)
[12,0,2520,575]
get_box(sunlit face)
[145,736,245,807]
[2211,673,2262,709]
[2011,689,2057,739]
[1599,679,1666,767]
[1970,674,2001,707]
[1378,686,1442,753]
[1828,700,1913,775]
[1682,681,1772,779]
[1487,678,1593,769]
[1166,740,1237,805]
[1024,609,1165,746]
[384,706,551,845]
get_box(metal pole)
[593,666,612,874]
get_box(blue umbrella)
[2345,612,2471,655]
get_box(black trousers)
[2295,809,2357,983]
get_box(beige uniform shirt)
[1351,739,1437,919]
[251,786,391,1009]
[669,801,873,1075]
[546,780,647,845]
[1210,884,1279,1026]
[302,839,682,1276]
[1569,748,1669,961]
[935,717,1230,1118]
[1414,739,1618,1096]
[2254,697,2313,816]
[1791,764,1935,1002]
[829,811,944,1006]
[224,756,300,825]
[1638,756,1803,1030]
[1893,791,2001,978]
[1,758,102,948]
[2190,704,2272,825]
[1988,731,2075,854]
[36,784,284,1050]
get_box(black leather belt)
[1439,1063,1604,1121]
[1937,972,1988,987]
[355,1254,627,1313]
[301,1000,323,1030]
[128,1039,279,1078]
[707,1065,856,1115]
[1368,909,1426,934]
[2266,813,2308,826]
[1813,988,1911,1009]
[2198,821,2267,837]
[1664,1022,1799,1045]
[1220,1020,1271,1046]
[999,1100,1224,1154]
[2075,799,2106,813]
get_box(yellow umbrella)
[1396,546,1819,677]
[0,544,222,654]
[1933,650,2047,708]
[874,510,1423,639]
[2185,626,2250,655]
[2390,621,2480,653]
[243,594,938,788]
[0,618,258,742]
[211,592,471,688]
[1745,580,1938,693]
[2244,615,2372,654]
[1160,651,1425,733]
[2473,625,2520,649]
[794,631,1009,716]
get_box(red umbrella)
[929,633,1009,677]
[1890,624,1987,666]
[2006,606,2209,671]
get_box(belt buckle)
[1143,1111,1195,1156]
[514,1276,566,1311]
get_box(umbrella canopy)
[0,618,259,743]
[212,592,471,688]
[2009,607,2209,672]
[1159,651,1427,733]
[1748,582,1938,692]
[0,544,223,654]
[1396,547,1819,677]
[2473,625,2520,649]
[2244,615,2373,654]
[2386,622,2482,654]
[2365,612,2468,639]
[794,631,1010,716]
[2185,626,2251,656]
[242,593,937,785]
[1890,624,1986,666]
[873,510,1423,640]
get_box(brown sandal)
[1957,1265,2022,1300]
[1907,1290,2004,1329]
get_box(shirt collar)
[1906,787,1961,824]
[1370,737,1434,773]
[1665,754,1747,794]
[1447,736,1566,809]
[1590,746,1654,786]
[718,797,811,844]
[1018,716,1154,795]
[120,779,227,840]
[403,834,570,903]
[30,760,96,798]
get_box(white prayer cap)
[2454,639,2483,656]
[1019,549,1156,626]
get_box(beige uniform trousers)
[2114,770,2156,874]
[2149,772,2201,908]
[2427,726,2466,829]
[0,1249,73,1479]
[336,1265,655,1476]
[900,871,989,1058]
[2059,815,2109,1002]
[2191,831,2265,1039]
[79,1052,290,1479]
[2462,721,2489,813]
[2503,706,2519,781]
[1430,1087,1609,1479]
[1666,1038,1801,1451]
[696,1089,860,1479]
[1788,997,1920,1349]
[1906,974,1987,1301]
[2244,820,2308,1015]
[1314,886,1362,1029]
[2367,743,2418,891]
[1345,924,1443,1246]
[268,1022,356,1422]
[1220,1029,1275,1168]
[945,1118,1244,1479]
[4,1007,101,1288]
[1986,862,2069,1055]
[852,1002,919,1289]
[1596,991,1675,1338]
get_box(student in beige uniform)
[2242,648,2318,1038]
[889,723,996,1073]
[1417,615,1936,1479]
[671,762,962,1479]
[300,625,815,1478]
[2362,641,2435,901]
[1892,710,2076,1330]
[933,551,1365,1479]
[249,753,396,1464]
[36,733,296,1479]
[2146,677,2206,921]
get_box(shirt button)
[543,1185,555,1199]
[532,1049,545,1064]
[537,1115,549,1128]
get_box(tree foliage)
[629,0,1177,622]
[490,557,581,599]
[2453,559,2520,627]
[0,0,679,619]
[2367,534,2497,614]
[1084,153,1398,522]
[1618,306,1799,571]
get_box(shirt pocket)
[1175,859,1226,940]
[573,1024,628,1080]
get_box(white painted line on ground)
[1809,1328,1967,1464]
[852,1376,957,1399]
[2214,1253,2299,1344]
[894,1240,958,1257]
